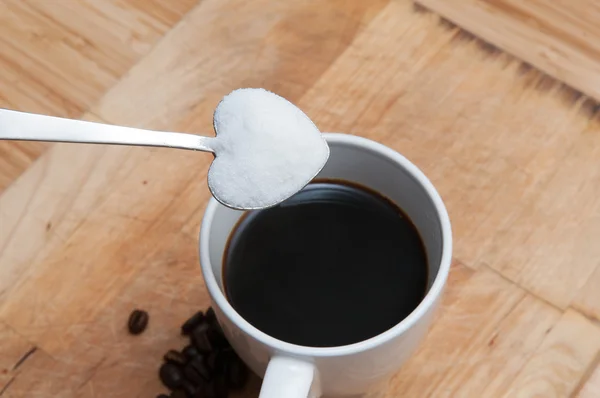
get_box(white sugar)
[208,88,329,209]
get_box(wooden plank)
[0,0,197,193]
[502,310,600,397]
[484,127,600,310]
[415,0,600,102]
[577,364,600,398]
[388,268,561,397]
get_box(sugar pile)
[208,88,329,209]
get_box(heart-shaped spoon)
[0,88,329,210]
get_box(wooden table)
[1,1,600,397]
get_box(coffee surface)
[223,181,428,347]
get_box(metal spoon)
[0,88,330,210]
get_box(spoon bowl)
[208,88,329,209]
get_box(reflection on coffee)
[223,180,428,347]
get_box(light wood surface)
[578,363,600,398]
[415,0,600,103]
[0,0,196,193]
[1,0,600,397]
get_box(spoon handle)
[0,109,215,153]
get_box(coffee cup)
[199,133,452,397]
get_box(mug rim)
[199,133,452,358]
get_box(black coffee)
[223,181,428,347]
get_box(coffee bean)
[164,350,187,367]
[207,324,229,349]
[205,351,218,372]
[185,357,211,383]
[226,355,248,390]
[193,322,210,334]
[205,309,229,347]
[154,307,239,397]
[170,389,187,398]
[192,384,222,398]
[206,307,216,324]
[159,362,184,390]
[192,389,206,398]
[181,380,197,397]
[213,374,229,398]
[213,352,228,377]
[194,358,212,381]
[200,377,228,398]
[182,345,201,361]
[191,323,213,353]
[181,311,206,336]
[183,364,203,386]
[196,383,218,398]
[127,309,149,335]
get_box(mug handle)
[259,356,320,398]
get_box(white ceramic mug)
[199,133,452,398]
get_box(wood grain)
[577,364,600,398]
[0,0,196,115]
[388,267,561,397]
[1,0,600,396]
[0,322,34,391]
[502,310,600,397]
[0,141,46,193]
[485,126,600,311]
[575,264,600,322]
[415,0,600,103]
[0,0,197,193]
